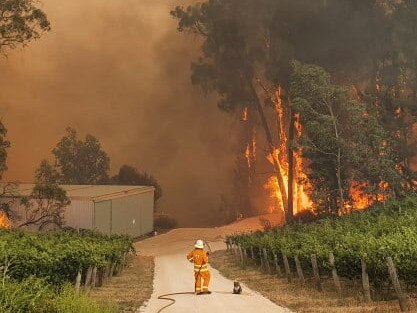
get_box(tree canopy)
[172,0,417,218]
[44,127,110,185]
[0,0,50,54]
[112,165,162,203]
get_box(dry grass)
[91,255,154,313]
[210,250,417,313]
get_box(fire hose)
[155,240,215,313]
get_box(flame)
[242,107,248,121]
[245,144,251,169]
[350,181,389,210]
[0,212,11,229]
[265,148,312,214]
[264,87,312,215]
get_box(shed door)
[94,200,111,235]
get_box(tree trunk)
[251,84,288,217]
[287,109,296,222]
[328,104,345,214]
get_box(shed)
[5,184,154,237]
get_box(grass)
[210,250,417,313]
[54,286,118,313]
[91,255,154,313]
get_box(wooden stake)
[250,246,255,260]
[294,256,305,284]
[259,248,264,270]
[122,252,127,267]
[262,248,271,274]
[238,245,245,268]
[361,258,371,302]
[91,266,97,288]
[243,248,248,268]
[84,266,93,288]
[273,252,283,277]
[282,251,292,283]
[110,262,116,277]
[386,257,409,312]
[329,252,342,296]
[97,268,105,287]
[74,270,82,294]
[311,254,322,291]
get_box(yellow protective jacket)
[187,248,209,273]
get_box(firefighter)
[186,239,211,295]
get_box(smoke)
[0,0,238,226]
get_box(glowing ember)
[0,212,11,229]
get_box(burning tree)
[172,0,417,221]
[290,62,399,215]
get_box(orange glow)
[242,107,248,121]
[0,212,11,229]
[264,87,312,215]
[349,181,389,211]
[245,144,251,169]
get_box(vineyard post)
[74,269,82,294]
[386,256,409,312]
[250,246,255,260]
[97,267,105,287]
[294,255,305,284]
[273,252,283,277]
[361,257,371,302]
[117,254,123,275]
[259,248,264,270]
[110,262,116,277]
[91,266,97,288]
[262,248,271,274]
[84,266,93,288]
[282,251,292,283]
[226,240,230,252]
[329,252,342,296]
[123,252,127,267]
[310,254,322,291]
[104,261,111,281]
[238,244,245,269]
[243,248,249,268]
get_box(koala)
[233,281,242,294]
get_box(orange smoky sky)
[0,0,238,226]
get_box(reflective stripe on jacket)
[186,248,209,272]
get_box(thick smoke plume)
[0,0,237,226]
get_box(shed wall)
[65,200,94,229]
[111,195,140,237]
[94,200,111,235]
[139,191,154,234]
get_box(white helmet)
[195,239,204,249]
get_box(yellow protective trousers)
[195,270,211,293]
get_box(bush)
[0,277,52,313]
[0,277,117,313]
[0,229,133,285]
[54,285,117,313]
[228,195,417,286]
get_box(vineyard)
[227,195,417,307]
[0,229,133,313]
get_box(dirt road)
[136,216,291,313]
